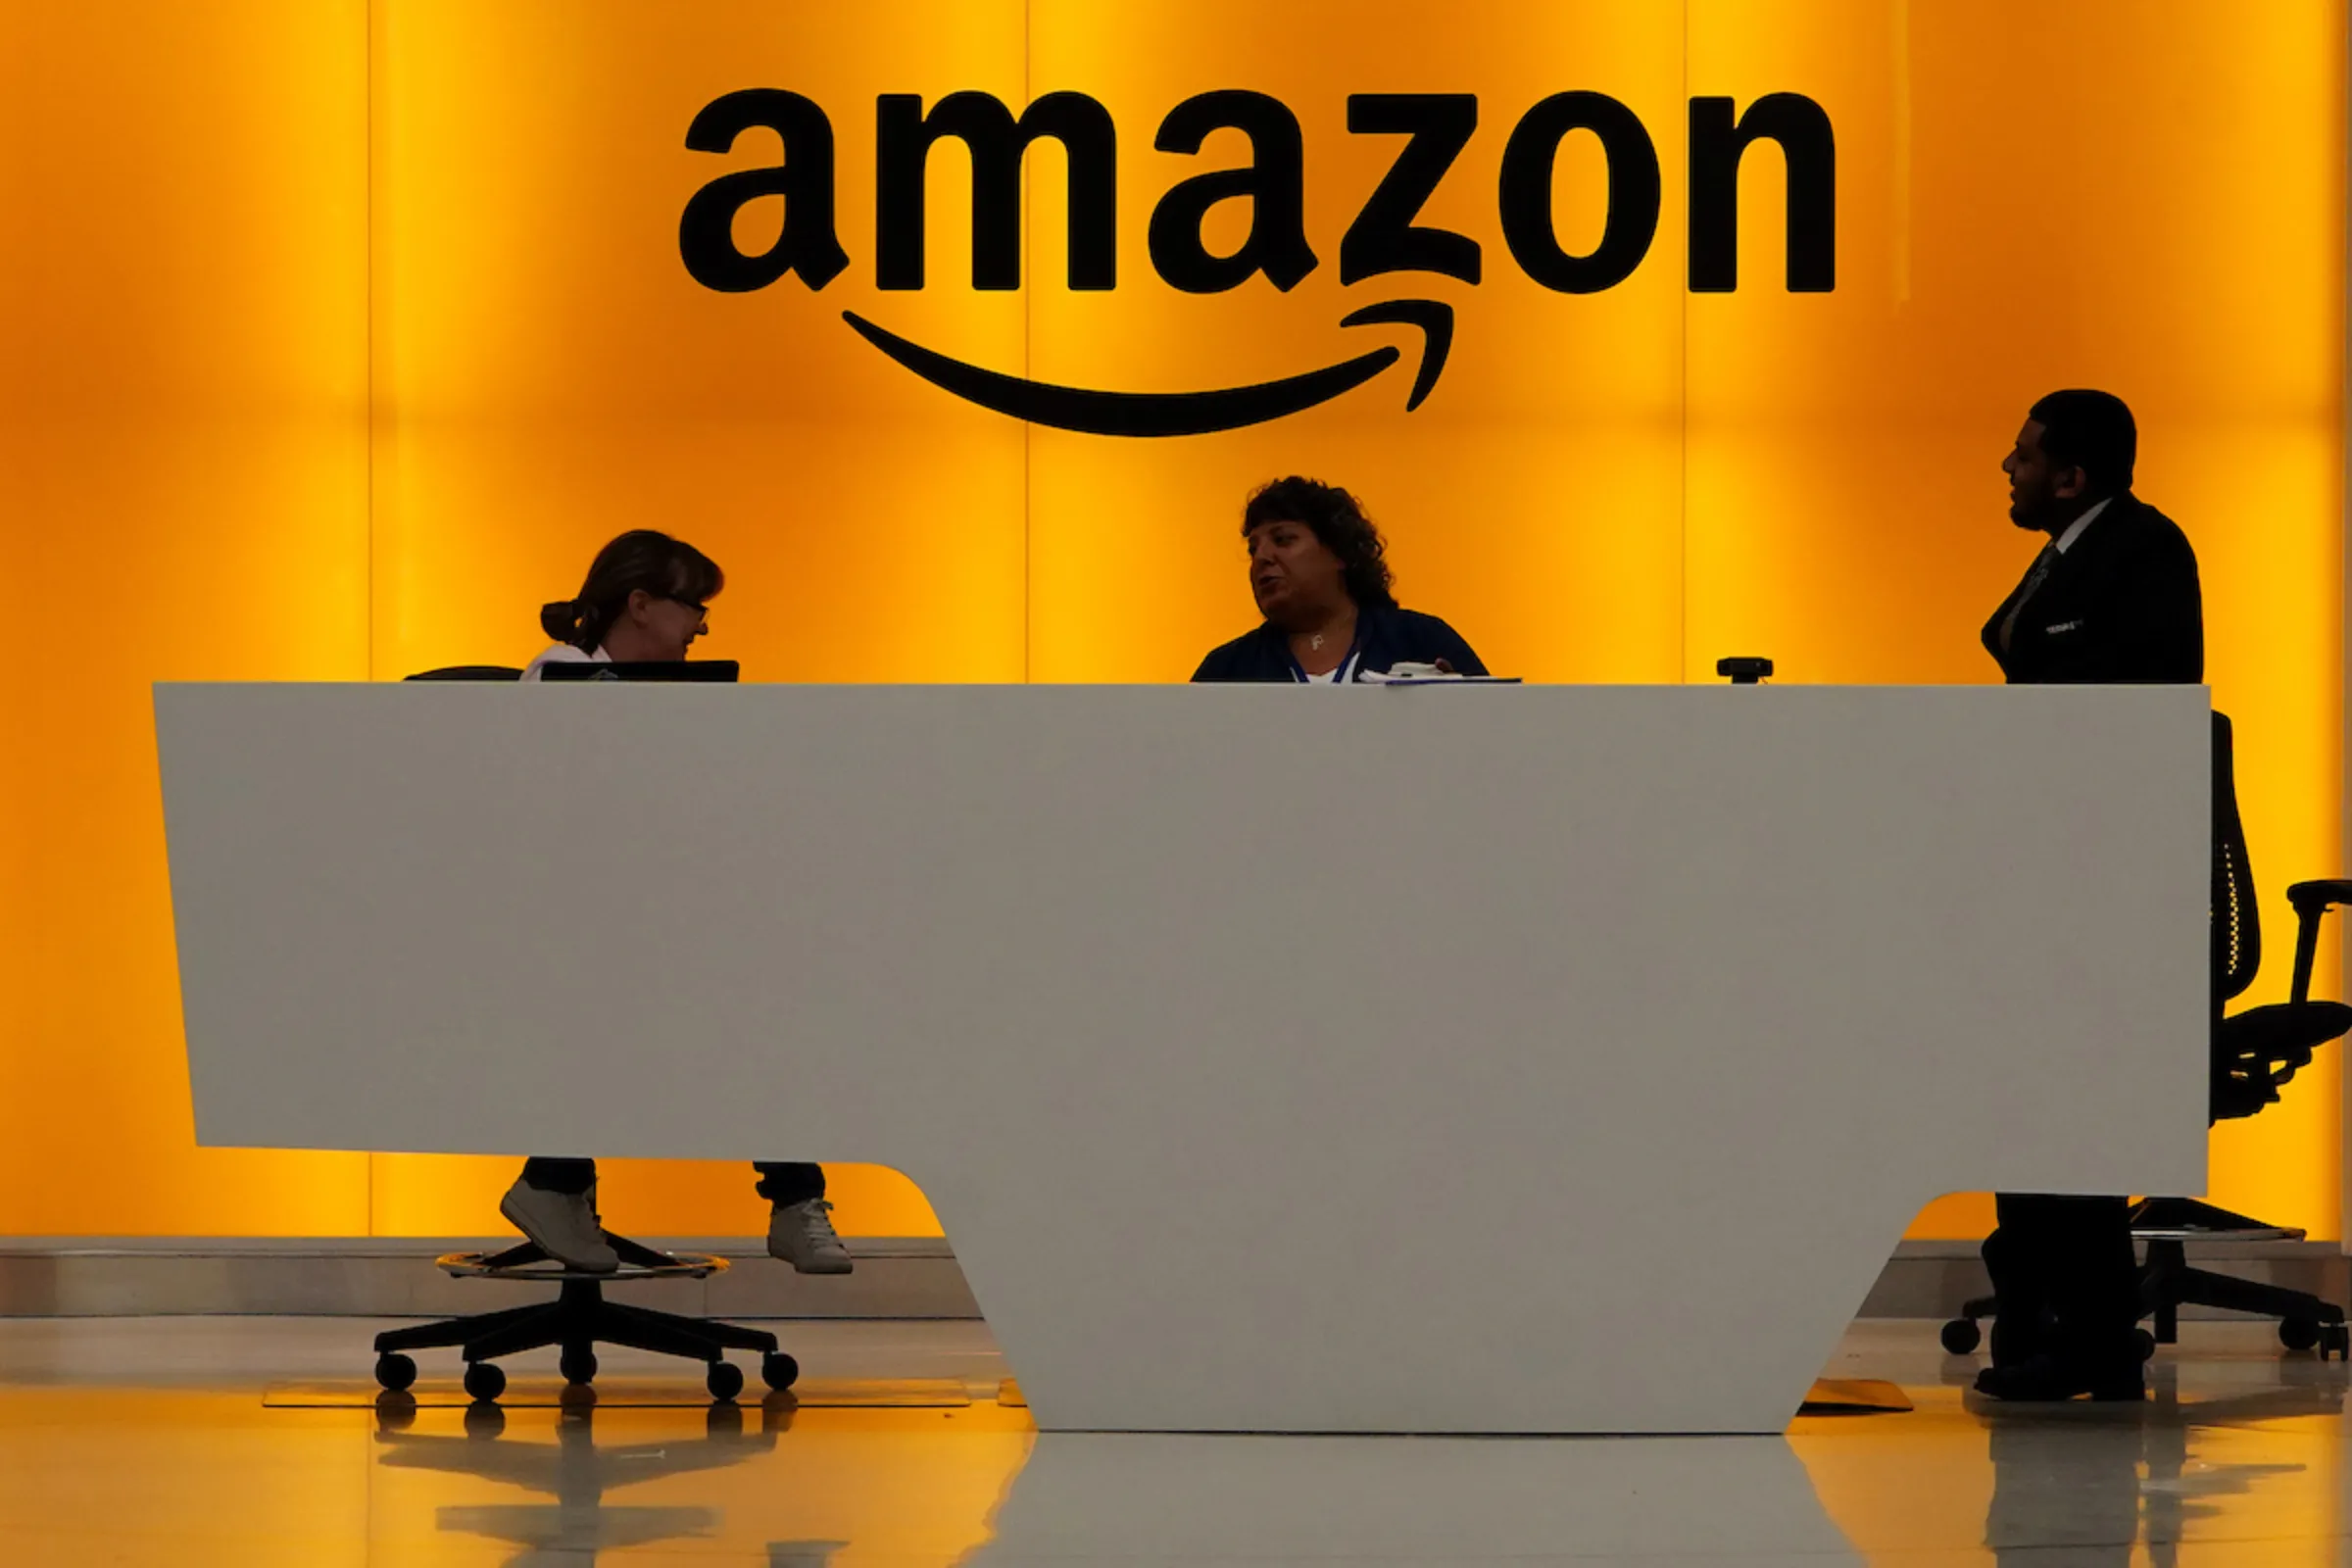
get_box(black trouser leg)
[1984,1200,2049,1367]
[2045,1194,2138,1359]
[521,1156,597,1196]
[753,1162,825,1205]
[1989,1192,2137,1365]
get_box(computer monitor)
[538,661,741,683]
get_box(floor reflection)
[0,1320,2348,1564]
[961,1429,1856,1566]
[1988,1366,2348,1567]
[374,1396,801,1564]
[365,1394,1033,1567]
[1795,1340,2352,1566]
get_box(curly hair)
[1241,476,1397,611]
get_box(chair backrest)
[2214,710,2260,1008]
[404,665,524,682]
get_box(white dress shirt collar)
[2051,495,2115,555]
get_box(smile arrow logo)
[840,299,1455,438]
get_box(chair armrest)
[2285,879,2352,911]
[2288,880,2352,914]
[2286,881,2352,1004]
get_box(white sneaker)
[500,1177,618,1273]
[767,1199,854,1274]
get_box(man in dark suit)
[1975,388,2204,1402]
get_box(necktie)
[1997,546,2057,655]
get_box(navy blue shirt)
[1191,605,1488,683]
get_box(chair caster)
[463,1360,508,1403]
[707,1359,745,1402]
[2134,1329,2157,1362]
[2280,1318,2323,1352]
[560,1348,598,1386]
[374,1352,418,1392]
[1939,1318,1982,1355]
[2320,1323,2351,1361]
[762,1351,801,1392]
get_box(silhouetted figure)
[1974,389,2204,1403]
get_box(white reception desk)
[155,682,2210,1434]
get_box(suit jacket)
[1980,493,2204,685]
[1191,605,1487,683]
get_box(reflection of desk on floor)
[158,682,2209,1435]
[966,1429,1853,1564]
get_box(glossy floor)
[0,1316,2347,1564]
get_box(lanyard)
[1288,635,1362,684]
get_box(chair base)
[370,1234,792,1404]
[2130,1196,2303,1239]
[1941,1212,2349,1361]
[2136,1236,2346,1354]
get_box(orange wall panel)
[0,2,373,1234]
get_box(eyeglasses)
[661,594,710,619]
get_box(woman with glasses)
[507,529,852,1279]
[523,528,722,680]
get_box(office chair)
[1943,711,2352,1361]
[370,662,799,1404]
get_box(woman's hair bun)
[545,530,722,651]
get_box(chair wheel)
[560,1348,598,1386]
[374,1352,417,1392]
[2280,1318,2323,1352]
[463,1360,508,1403]
[762,1351,801,1392]
[2134,1329,2157,1362]
[707,1360,746,1402]
[1939,1319,1981,1355]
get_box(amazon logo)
[679,87,1834,436]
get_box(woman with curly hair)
[1191,476,1486,682]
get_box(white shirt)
[520,644,611,681]
[1294,651,1362,683]
[2051,495,2114,556]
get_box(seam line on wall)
[1680,0,1690,685]
[364,0,378,1234]
[1023,0,1033,683]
